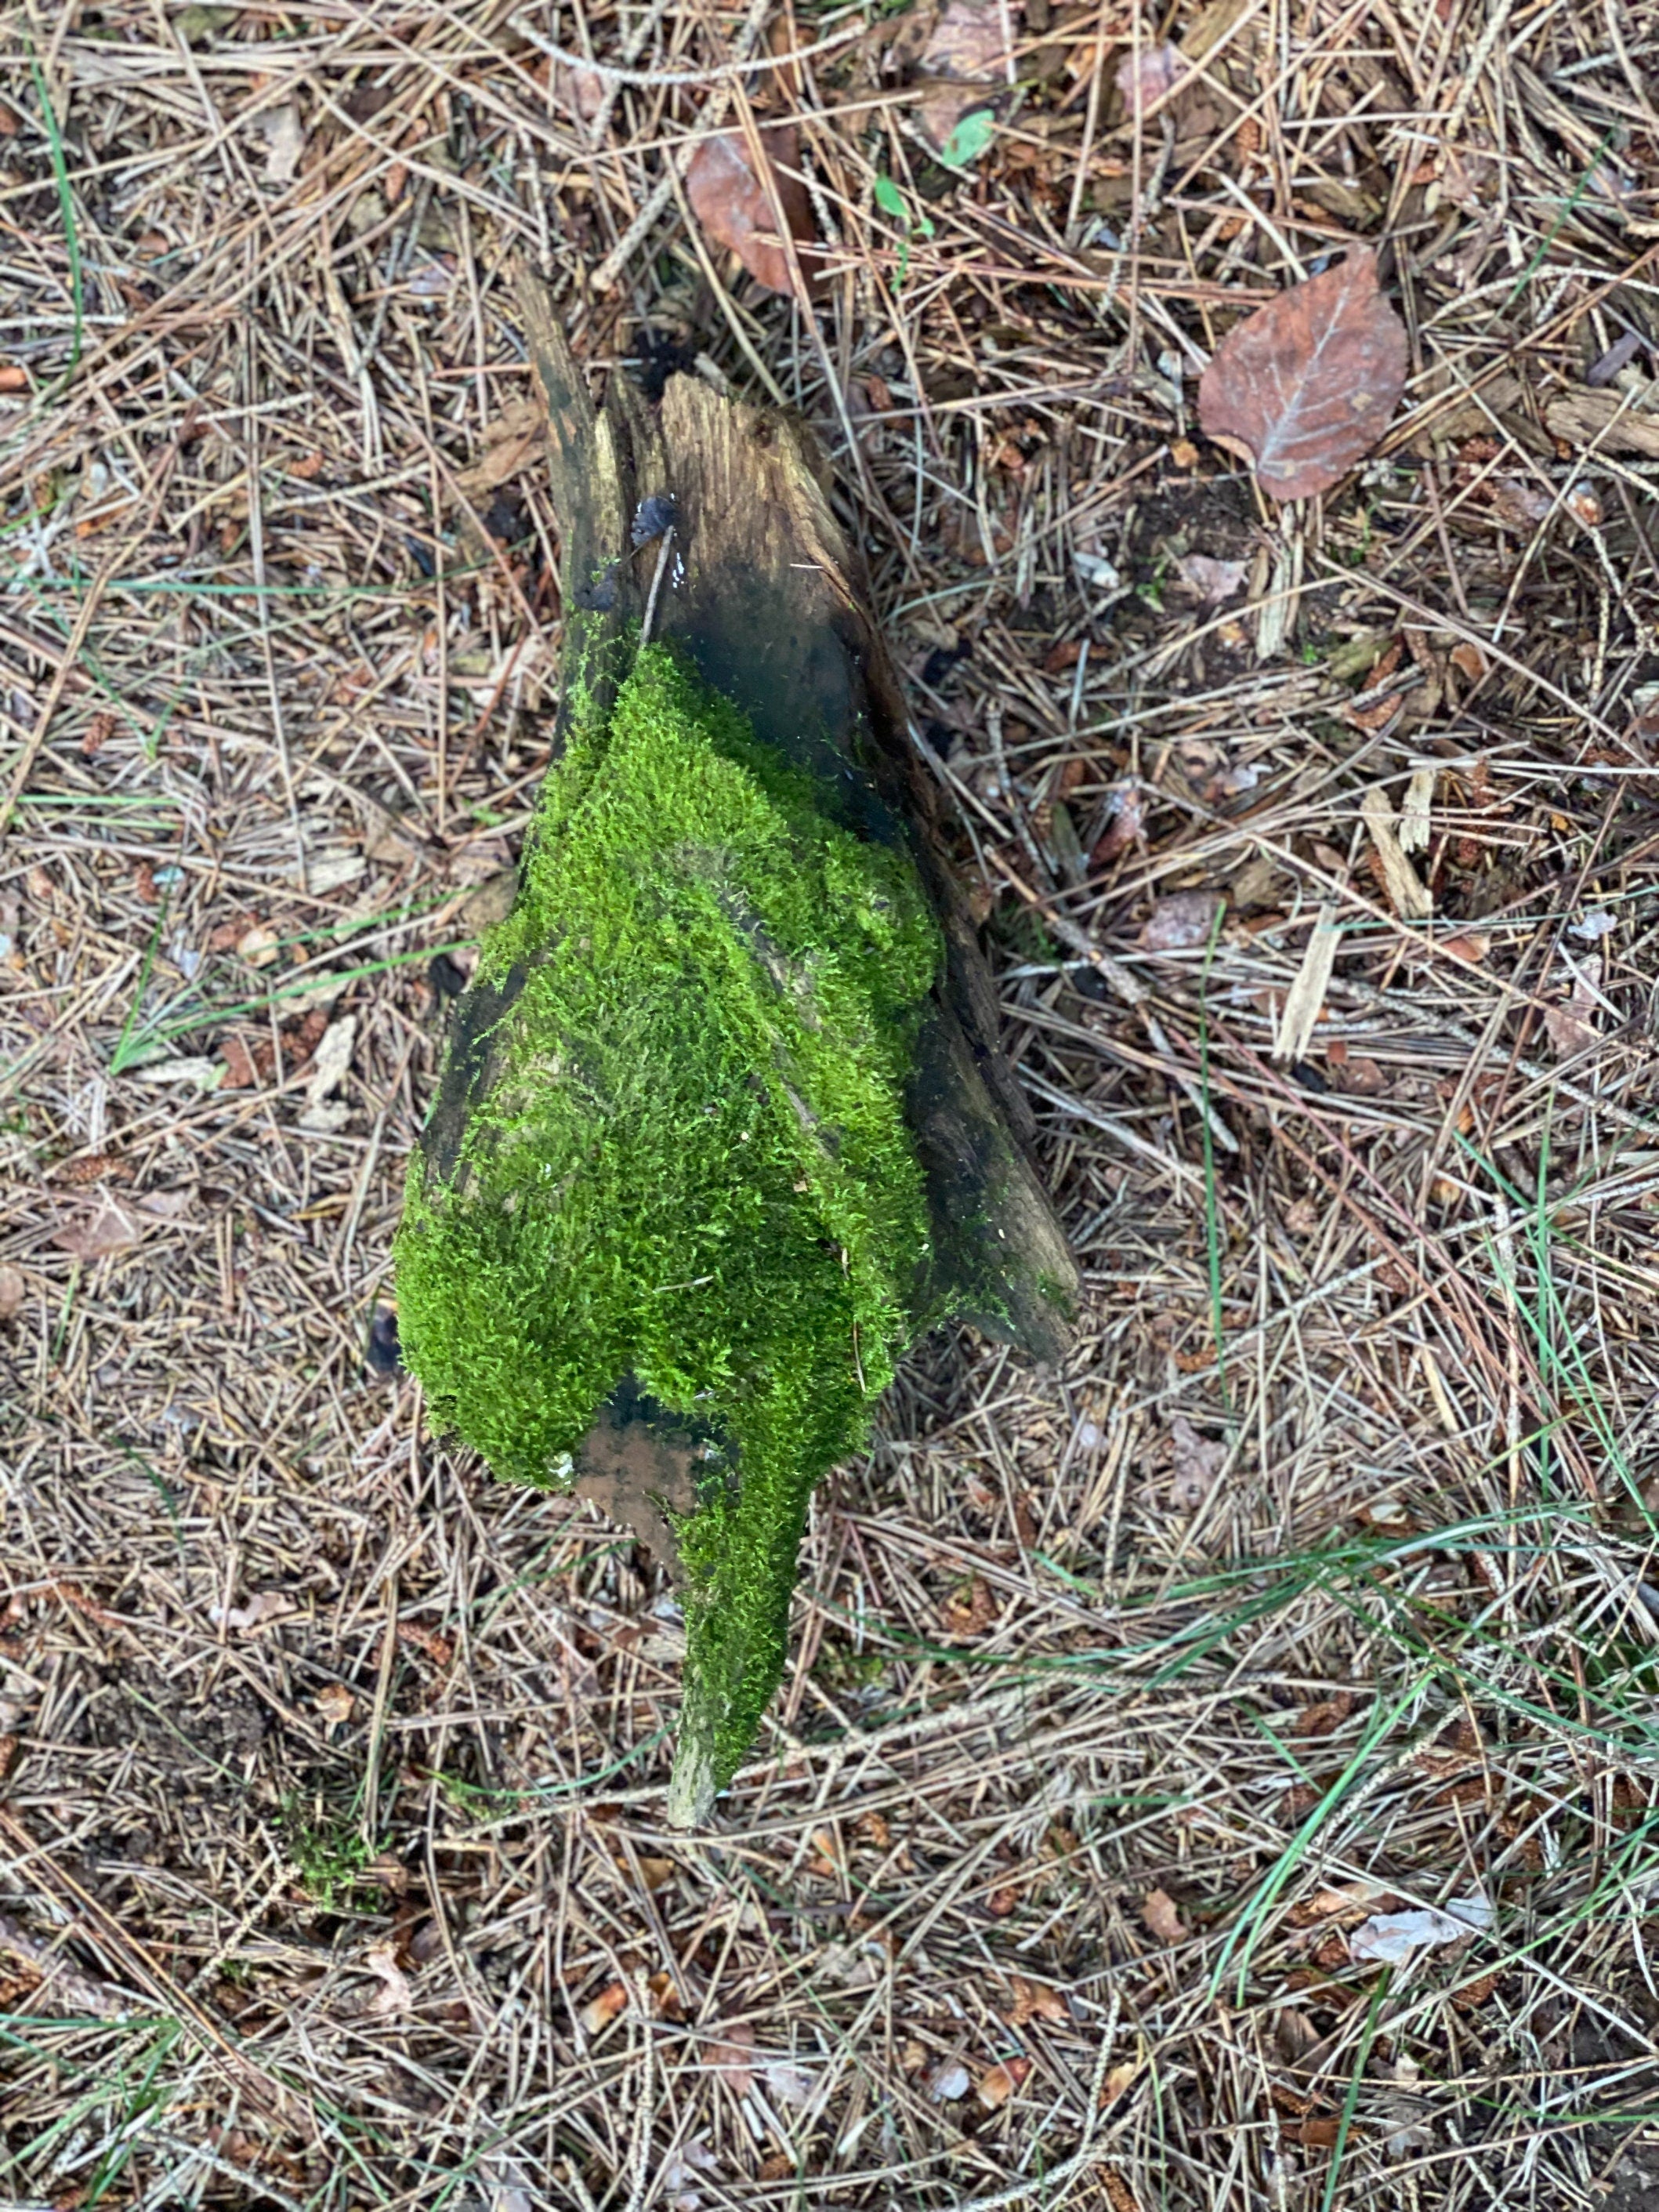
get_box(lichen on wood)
[395,642,948,1801]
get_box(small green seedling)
[873,172,936,288]
[937,107,997,169]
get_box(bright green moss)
[395,644,942,1797]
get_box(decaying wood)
[426,270,1080,1822]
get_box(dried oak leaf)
[685,125,817,300]
[1198,248,1407,502]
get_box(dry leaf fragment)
[299,1014,356,1131]
[580,1981,629,2036]
[1139,890,1223,952]
[1175,553,1249,604]
[237,923,281,967]
[0,1264,24,1318]
[1168,1416,1226,1510]
[1006,1974,1067,2026]
[456,398,543,500]
[261,101,306,185]
[1115,41,1187,114]
[132,1055,224,1091]
[1544,955,1602,1059]
[360,1940,412,2017]
[53,1193,143,1261]
[1199,249,1408,502]
[1141,1887,1188,1942]
[1273,905,1340,1061]
[1489,479,1552,530]
[208,1590,294,1634]
[1360,786,1433,920]
[685,126,817,300]
[976,2055,1031,2108]
[313,1683,354,1735]
[940,1574,998,1637]
[706,2018,756,2096]
[1348,1891,1491,1964]
[918,0,1013,151]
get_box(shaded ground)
[2,0,1659,2207]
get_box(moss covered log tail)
[394,647,946,1816]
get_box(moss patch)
[395,644,942,1792]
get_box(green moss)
[395,645,942,1796]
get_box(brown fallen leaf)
[456,397,543,501]
[1139,890,1223,952]
[1005,1974,1067,2027]
[0,1264,25,1319]
[1544,955,1602,1059]
[705,2017,756,2096]
[397,1621,455,1668]
[313,1683,354,1735]
[917,0,1013,152]
[52,1192,144,1261]
[1175,553,1249,604]
[940,1573,998,1638]
[49,1151,132,1185]
[1141,1886,1188,1942]
[579,1981,629,2036]
[1100,2170,1143,2212]
[976,2055,1031,2109]
[1199,248,1408,502]
[686,125,817,300]
[1294,1690,1354,1736]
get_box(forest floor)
[3,0,1659,2207]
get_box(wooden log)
[397,273,1079,1826]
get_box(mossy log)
[395,273,1079,1826]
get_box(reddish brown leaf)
[686,125,817,300]
[976,2055,1031,2108]
[1198,249,1407,502]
